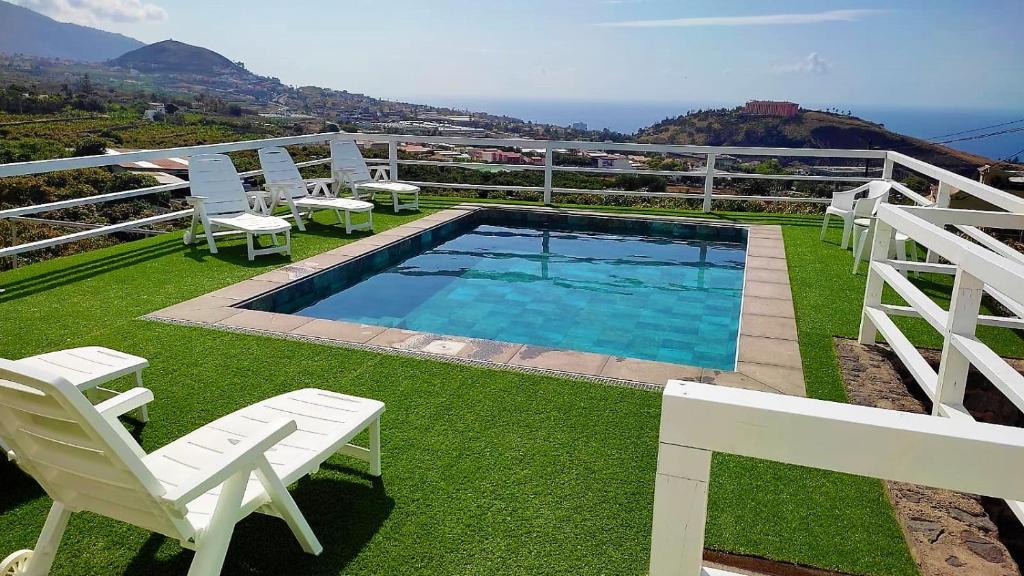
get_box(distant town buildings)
[742,100,799,118]
[571,122,588,131]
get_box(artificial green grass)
[3,199,1017,575]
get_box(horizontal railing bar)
[400,181,545,192]
[551,166,706,177]
[951,334,1024,412]
[887,151,1024,214]
[956,225,1024,265]
[900,206,1024,231]
[879,303,1023,329]
[395,159,547,172]
[9,216,165,236]
[0,132,889,179]
[870,261,948,332]
[0,181,192,219]
[710,195,832,204]
[863,306,939,399]
[876,205,1024,304]
[714,172,871,182]
[0,210,192,258]
[888,181,934,207]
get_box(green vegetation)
[5,198,1019,575]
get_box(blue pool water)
[294,223,746,370]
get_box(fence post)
[925,181,955,263]
[933,268,984,417]
[858,219,894,344]
[388,141,399,182]
[702,153,716,213]
[882,156,895,180]
[649,442,711,576]
[543,147,554,205]
[9,220,18,269]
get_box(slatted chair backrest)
[258,147,308,200]
[330,139,373,185]
[854,182,892,219]
[0,360,195,541]
[188,154,253,216]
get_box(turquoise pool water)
[293,223,746,370]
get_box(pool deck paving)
[147,204,805,396]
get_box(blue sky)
[15,0,1024,110]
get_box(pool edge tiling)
[146,204,805,396]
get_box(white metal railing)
[859,202,1024,521]
[1,132,1023,262]
[649,381,1024,576]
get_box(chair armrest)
[95,387,153,420]
[160,418,296,507]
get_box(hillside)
[110,40,252,78]
[0,0,144,61]
[637,108,998,176]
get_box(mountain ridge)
[636,108,997,176]
[0,0,144,61]
[109,40,253,78]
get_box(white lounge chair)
[330,139,420,213]
[184,154,292,261]
[0,359,384,576]
[819,180,891,249]
[257,147,374,234]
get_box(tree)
[164,102,180,114]
[72,138,108,157]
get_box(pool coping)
[145,204,805,396]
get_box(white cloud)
[598,9,883,28]
[777,52,833,75]
[14,0,167,25]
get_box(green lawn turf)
[2,198,1019,575]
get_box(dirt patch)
[836,337,1024,576]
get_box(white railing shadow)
[649,380,1024,576]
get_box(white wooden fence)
[0,132,896,262]
[858,201,1024,521]
[649,381,1024,576]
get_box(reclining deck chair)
[0,359,384,576]
[184,154,292,261]
[329,139,420,213]
[257,147,374,234]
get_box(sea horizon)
[418,97,1024,162]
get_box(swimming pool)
[249,210,747,370]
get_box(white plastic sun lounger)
[184,154,292,261]
[257,146,374,234]
[330,139,420,212]
[0,359,384,576]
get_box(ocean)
[426,98,1024,162]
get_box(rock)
[963,532,1008,564]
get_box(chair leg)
[393,192,400,213]
[369,417,381,477]
[841,218,853,249]
[910,241,920,278]
[852,227,872,274]
[134,372,149,423]
[24,502,72,576]
[289,202,307,232]
[819,213,831,241]
[246,234,255,261]
[283,229,291,256]
[254,458,322,555]
[367,210,373,231]
[184,213,200,245]
[187,472,247,576]
[343,210,352,234]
